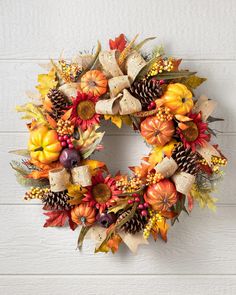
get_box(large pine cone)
[130,79,163,110]
[42,190,71,210]
[47,88,69,120]
[117,209,148,234]
[172,143,199,175]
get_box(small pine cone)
[42,190,71,210]
[117,209,148,234]
[47,88,69,119]
[172,143,199,175]
[130,79,163,110]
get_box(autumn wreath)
[11,34,227,254]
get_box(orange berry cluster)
[146,171,164,185]
[116,177,143,193]
[156,106,173,122]
[24,187,50,200]
[147,57,174,78]
[57,119,74,136]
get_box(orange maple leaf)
[109,34,127,52]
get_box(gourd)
[141,116,175,146]
[71,203,97,226]
[80,70,108,96]
[145,179,177,211]
[28,125,62,164]
[162,83,193,115]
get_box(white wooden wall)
[0,0,236,294]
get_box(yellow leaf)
[104,115,122,128]
[121,115,133,126]
[148,139,177,166]
[81,159,107,175]
[67,184,87,205]
[36,68,58,98]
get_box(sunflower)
[83,173,121,213]
[177,112,210,152]
[70,92,100,130]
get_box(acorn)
[96,212,117,228]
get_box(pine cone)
[42,190,71,210]
[172,143,199,175]
[47,88,68,120]
[130,79,163,110]
[117,209,148,234]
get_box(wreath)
[11,34,227,254]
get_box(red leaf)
[109,34,127,52]
[67,212,78,231]
[43,210,68,227]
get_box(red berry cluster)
[58,135,74,149]
[127,193,149,216]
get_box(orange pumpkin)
[141,116,175,146]
[80,70,108,96]
[71,203,96,226]
[162,83,193,115]
[145,179,177,211]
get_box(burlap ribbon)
[49,165,92,192]
[155,157,195,195]
[96,50,146,115]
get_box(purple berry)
[59,148,81,168]
[97,213,117,228]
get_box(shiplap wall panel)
[0,0,236,59]
[0,133,234,204]
[1,275,236,295]
[0,206,236,275]
[1,0,236,294]
[0,60,235,132]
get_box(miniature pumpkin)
[71,203,97,226]
[28,125,62,164]
[162,83,193,115]
[145,179,177,211]
[80,70,108,96]
[141,116,175,146]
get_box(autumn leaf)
[104,114,132,128]
[67,184,87,205]
[27,160,62,179]
[95,234,122,254]
[36,68,58,98]
[129,159,151,178]
[43,210,68,227]
[16,103,48,125]
[44,210,77,230]
[151,216,169,242]
[81,159,107,175]
[180,75,207,90]
[148,139,177,166]
[109,33,127,52]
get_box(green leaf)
[154,71,197,80]
[77,226,91,250]
[15,172,49,187]
[179,75,207,90]
[108,202,129,214]
[16,103,48,125]
[83,41,101,72]
[135,56,161,81]
[9,149,30,157]
[152,45,165,58]
[134,37,156,51]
